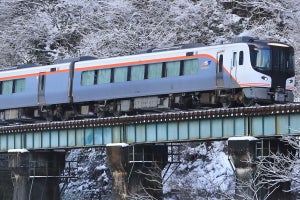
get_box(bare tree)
[234,136,300,199]
[127,162,164,200]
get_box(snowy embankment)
[60,141,234,199]
[61,148,111,200]
[164,141,235,199]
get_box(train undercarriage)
[0,89,255,124]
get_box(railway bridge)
[1,104,300,199]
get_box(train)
[0,36,295,122]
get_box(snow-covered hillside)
[60,148,111,199]
[59,141,234,199]
[0,0,300,199]
[164,141,235,199]
[1,0,299,67]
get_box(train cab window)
[131,65,145,81]
[239,51,244,65]
[250,48,270,69]
[233,52,237,67]
[114,67,128,82]
[2,80,13,94]
[97,68,111,84]
[14,79,26,93]
[166,61,181,77]
[148,63,163,79]
[183,59,199,75]
[81,70,95,86]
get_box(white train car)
[0,37,295,121]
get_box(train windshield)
[249,44,295,76]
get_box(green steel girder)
[1,113,300,151]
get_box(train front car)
[242,39,295,104]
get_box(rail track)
[1,104,300,134]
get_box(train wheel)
[45,111,54,121]
[54,106,68,121]
[222,101,232,108]
[96,111,106,118]
[58,113,68,121]
[243,97,254,107]
[113,111,121,117]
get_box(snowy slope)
[60,148,111,200]
[164,141,235,199]
[61,141,234,199]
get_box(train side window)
[81,70,95,86]
[2,80,13,94]
[183,59,199,75]
[94,70,98,84]
[131,65,145,81]
[144,64,148,79]
[40,75,45,90]
[180,61,184,75]
[114,67,128,82]
[162,62,166,77]
[239,51,244,65]
[14,79,26,93]
[97,68,111,84]
[218,55,223,72]
[233,52,237,67]
[148,63,163,79]
[127,66,131,81]
[166,61,181,77]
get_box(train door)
[38,73,46,105]
[216,52,224,88]
[231,50,244,85]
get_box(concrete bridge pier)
[0,153,13,200]
[228,137,295,200]
[8,149,66,200]
[8,149,30,200]
[106,143,168,200]
[228,137,257,199]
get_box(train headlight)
[261,76,268,81]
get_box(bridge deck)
[1,104,300,151]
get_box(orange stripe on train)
[0,54,217,81]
